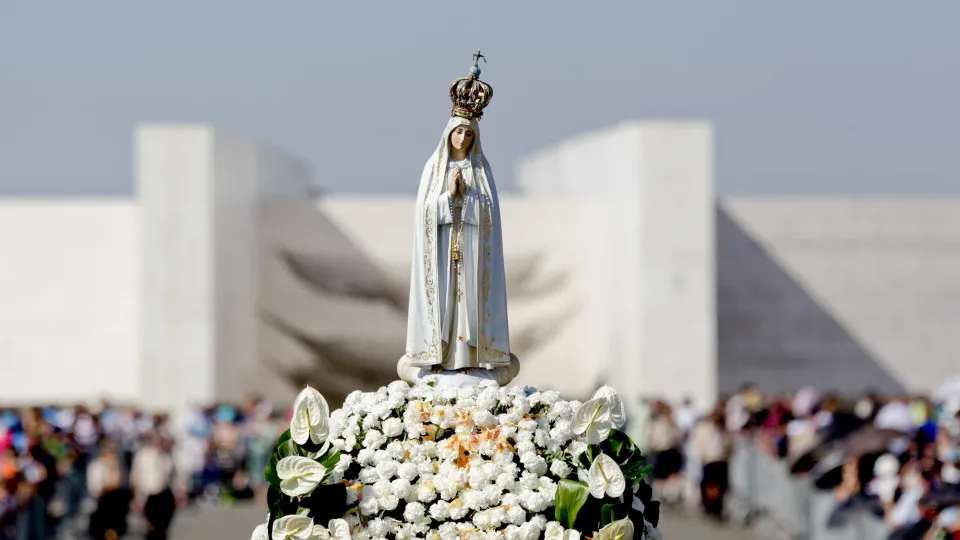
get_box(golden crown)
[449,50,493,120]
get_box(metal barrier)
[729,439,891,540]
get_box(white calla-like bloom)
[277,456,326,497]
[593,517,634,540]
[272,515,314,540]
[252,522,270,540]
[326,519,351,540]
[572,398,612,444]
[588,453,626,499]
[591,386,626,429]
[309,525,331,540]
[291,386,330,446]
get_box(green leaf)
[320,448,342,470]
[602,430,637,463]
[265,429,311,489]
[555,479,591,529]
[265,452,282,489]
[267,485,299,533]
[600,501,631,527]
[621,461,654,482]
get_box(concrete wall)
[0,201,140,404]
[516,121,717,410]
[135,124,312,414]
[718,197,960,395]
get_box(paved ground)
[170,502,757,540]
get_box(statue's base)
[396,354,521,388]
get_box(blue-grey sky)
[1,1,957,196]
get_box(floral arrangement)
[251,380,661,540]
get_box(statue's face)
[449,126,475,154]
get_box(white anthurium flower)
[573,398,612,444]
[591,386,626,429]
[252,522,270,540]
[327,519,352,540]
[272,515,315,540]
[593,517,634,540]
[309,525,331,540]
[291,386,330,446]
[277,456,326,497]
[588,453,626,499]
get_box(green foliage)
[554,479,591,529]
[265,429,304,489]
[263,429,347,532]
[600,500,631,527]
[584,429,653,487]
[559,428,655,533]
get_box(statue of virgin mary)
[398,52,519,387]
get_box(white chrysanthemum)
[382,417,404,438]
[473,509,493,530]
[414,477,437,504]
[430,500,451,521]
[367,518,389,539]
[588,453,626,499]
[395,461,418,482]
[376,459,399,481]
[358,485,379,515]
[387,380,411,395]
[361,414,379,431]
[391,478,413,500]
[276,456,325,497]
[290,387,330,446]
[549,459,573,478]
[448,498,469,520]
[362,430,385,450]
[473,410,498,429]
[506,504,526,526]
[357,467,379,484]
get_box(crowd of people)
[637,384,960,539]
[6,385,960,539]
[0,397,285,540]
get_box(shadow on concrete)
[716,205,904,396]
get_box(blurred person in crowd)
[674,396,699,434]
[690,404,731,520]
[883,459,931,534]
[208,406,245,498]
[86,442,130,540]
[854,391,882,422]
[785,387,821,463]
[130,433,181,540]
[72,406,101,458]
[177,404,212,501]
[648,401,685,505]
[245,404,280,501]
